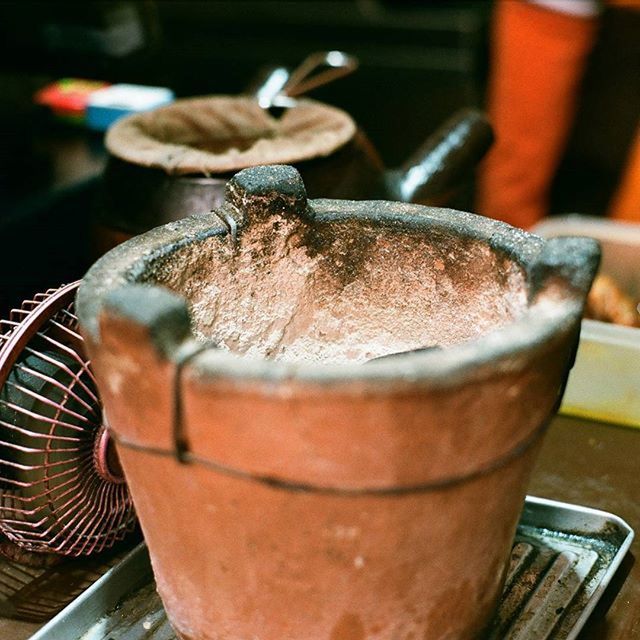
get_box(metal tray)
[0,541,138,640]
[29,496,634,640]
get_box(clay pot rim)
[183,301,573,390]
[78,199,599,389]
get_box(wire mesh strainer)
[0,282,136,557]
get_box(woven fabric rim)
[105,95,356,176]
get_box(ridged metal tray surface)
[30,496,634,640]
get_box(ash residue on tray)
[488,514,631,640]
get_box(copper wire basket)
[0,282,136,557]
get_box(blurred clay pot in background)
[94,95,493,254]
[77,166,599,639]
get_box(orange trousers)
[477,0,640,228]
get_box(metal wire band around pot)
[109,417,552,496]
[105,338,560,496]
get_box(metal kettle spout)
[387,108,494,205]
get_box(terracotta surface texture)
[77,165,599,639]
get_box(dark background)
[0,0,638,314]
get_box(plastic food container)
[86,84,174,131]
[534,215,640,429]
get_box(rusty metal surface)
[29,495,632,640]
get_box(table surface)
[529,415,640,639]
[1,414,638,640]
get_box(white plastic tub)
[534,216,640,429]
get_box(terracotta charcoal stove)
[76,165,600,640]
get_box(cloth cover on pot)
[105,96,356,176]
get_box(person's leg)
[477,0,598,228]
[609,127,640,222]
